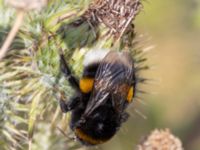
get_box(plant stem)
[29,139,32,150]
[0,10,25,60]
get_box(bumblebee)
[59,49,136,145]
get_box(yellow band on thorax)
[79,78,94,93]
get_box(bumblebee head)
[74,107,119,145]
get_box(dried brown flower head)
[84,0,142,39]
[137,129,184,150]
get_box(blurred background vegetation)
[0,0,200,150]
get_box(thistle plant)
[137,129,184,150]
[0,0,147,149]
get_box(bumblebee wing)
[84,51,134,116]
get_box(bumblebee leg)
[60,96,81,113]
[120,112,129,123]
[60,54,80,90]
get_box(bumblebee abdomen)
[74,128,110,145]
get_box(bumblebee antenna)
[57,126,75,141]
[134,109,147,120]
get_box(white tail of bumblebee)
[83,49,109,67]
